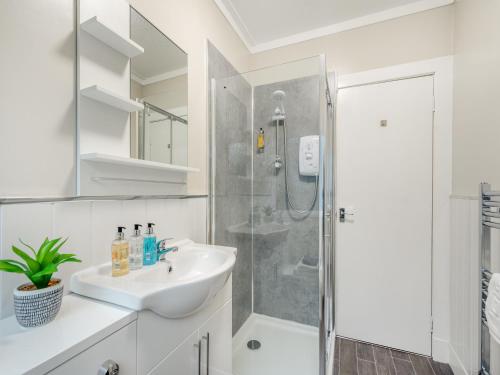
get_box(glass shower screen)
[210,55,335,375]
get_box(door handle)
[339,208,354,222]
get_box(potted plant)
[0,237,81,327]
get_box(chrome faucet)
[156,238,179,262]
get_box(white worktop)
[0,294,137,375]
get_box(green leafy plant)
[0,237,81,289]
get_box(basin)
[70,240,236,318]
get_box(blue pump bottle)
[143,222,157,266]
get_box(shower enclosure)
[209,55,335,375]
[137,102,188,165]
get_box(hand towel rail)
[483,221,500,230]
[483,201,500,208]
[483,191,500,197]
[483,210,500,219]
[480,182,496,375]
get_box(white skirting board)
[431,337,449,363]
[449,344,469,375]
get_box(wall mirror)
[130,8,188,167]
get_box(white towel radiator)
[480,182,500,375]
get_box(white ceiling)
[130,9,187,84]
[214,0,453,52]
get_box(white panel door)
[336,76,434,355]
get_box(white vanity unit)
[0,241,236,375]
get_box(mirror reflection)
[130,8,188,166]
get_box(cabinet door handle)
[194,340,201,375]
[97,360,119,375]
[202,333,210,375]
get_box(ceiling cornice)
[213,0,454,54]
[131,67,188,86]
[212,0,255,51]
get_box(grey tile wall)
[252,75,321,327]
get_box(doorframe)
[330,56,453,363]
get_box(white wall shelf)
[81,85,144,112]
[80,153,200,173]
[81,16,144,58]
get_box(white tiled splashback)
[0,197,207,319]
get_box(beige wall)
[452,0,500,196]
[130,2,456,194]
[131,0,251,194]
[141,74,188,111]
[0,0,76,197]
[249,6,454,75]
[131,79,143,100]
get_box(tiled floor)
[334,337,454,375]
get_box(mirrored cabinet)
[78,0,197,197]
[0,0,197,200]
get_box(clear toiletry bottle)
[112,226,129,277]
[129,224,144,270]
[143,222,157,266]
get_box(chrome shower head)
[272,90,286,120]
[272,90,286,102]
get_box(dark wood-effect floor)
[334,337,454,375]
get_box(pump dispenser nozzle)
[116,226,126,240]
[146,222,155,235]
[133,224,142,235]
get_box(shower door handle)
[324,206,333,237]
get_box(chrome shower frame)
[318,54,336,375]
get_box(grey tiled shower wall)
[208,43,320,334]
[252,76,320,327]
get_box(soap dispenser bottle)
[112,226,129,277]
[143,222,157,266]
[129,224,144,270]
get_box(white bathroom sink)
[70,240,236,318]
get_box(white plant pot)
[13,279,63,328]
